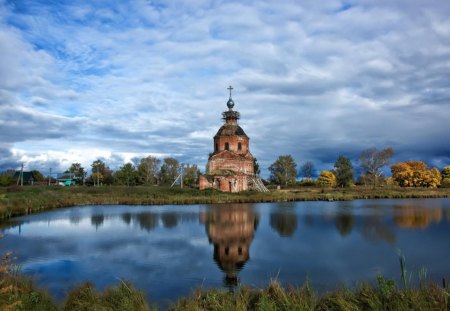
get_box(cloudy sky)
[1,0,450,177]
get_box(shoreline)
[1,186,450,220]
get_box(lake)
[1,198,450,309]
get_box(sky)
[1,0,450,177]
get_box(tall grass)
[0,274,449,310]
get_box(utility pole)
[49,168,52,186]
[170,164,184,189]
[17,163,24,186]
[180,164,183,189]
[97,165,99,187]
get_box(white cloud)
[1,0,450,176]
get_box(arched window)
[225,142,229,150]
[238,142,242,150]
[215,143,218,152]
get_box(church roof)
[214,124,248,138]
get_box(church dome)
[227,98,235,109]
[214,124,248,138]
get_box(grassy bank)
[1,185,450,220]
[1,273,449,310]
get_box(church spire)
[226,85,235,110]
[223,85,239,123]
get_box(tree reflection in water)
[161,212,178,229]
[362,215,396,244]
[335,211,354,237]
[135,212,159,232]
[200,204,260,289]
[121,212,132,225]
[91,214,104,230]
[269,203,298,237]
[393,205,442,229]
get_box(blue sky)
[1,0,450,177]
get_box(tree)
[269,155,297,187]
[442,166,450,187]
[317,170,337,187]
[114,163,138,186]
[300,161,315,179]
[359,147,394,187]
[67,163,85,184]
[183,164,200,187]
[30,170,45,182]
[334,155,354,187]
[0,170,15,187]
[137,156,160,185]
[90,159,113,186]
[391,160,441,188]
[253,158,261,175]
[68,163,85,178]
[159,157,180,185]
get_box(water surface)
[1,199,450,308]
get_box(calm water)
[1,199,450,308]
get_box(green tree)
[137,156,160,185]
[359,147,394,187]
[183,164,200,187]
[300,161,315,179]
[159,157,180,185]
[442,166,450,187]
[67,163,86,184]
[30,170,45,182]
[90,159,113,186]
[334,155,354,188]
[114,163,138,186]
[0,170,15,186]
[253,158,261,175]
[269,155,297,187]
[68,163,85,178]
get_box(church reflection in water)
[200,204,260,288]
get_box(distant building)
[13,171,36,185]
[199,87,268,192]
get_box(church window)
[225,246,229,255]
[238,142,242,150]
[225,142,229,150]
[238,246,242,255]
[215,143,218,152]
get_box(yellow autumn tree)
[318,170,337,187]
[391,160,441,188]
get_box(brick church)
[199,87,268,193]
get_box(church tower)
[199,86,268,192]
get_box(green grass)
[1,275,448,311]
[1,185,450,220]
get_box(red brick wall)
[199,175,250,192]
[214,136,249,155]
[208,157,254,176]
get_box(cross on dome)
[226,85,235,109]
[227,85,233,99]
